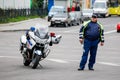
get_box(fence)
[0,8,48,23]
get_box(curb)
[0,29,28,32]
[0,17,49,32]
[0,18,41,27]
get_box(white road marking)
[104,30,116,34]
[63,29,116,34]
[0,56,20,59]
[47,59,68,63]
[47,59,120,67]
[64,29,78,33]
[97,62,120,67]
[0,56,120,67]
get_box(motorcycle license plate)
[55,20,61,23]
[34,50,42,55]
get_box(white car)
[82,9,93,21]
[93,0,109,18]
[50,13,72,27]
[48,6,66,21]
[69,12,80,26]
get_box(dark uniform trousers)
[79,39,100,69]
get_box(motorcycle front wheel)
[32,54,41,69]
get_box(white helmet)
[34,23,49,39]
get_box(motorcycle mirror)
[50,32,55,37]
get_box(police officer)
[78,14,104,71]
[26,27,35,40]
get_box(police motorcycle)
[20,24,62,69]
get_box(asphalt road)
[0,16,120,80]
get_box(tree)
[37,0,44,8]
[32,0,44,9]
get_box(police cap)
[92,14,97,18]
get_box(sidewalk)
[0,17,49,32]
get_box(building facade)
[0,0,31,9]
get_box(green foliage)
[0,15,40,23]
[32,0,38,9]
[37,0,44,8]
[32,0,44,9]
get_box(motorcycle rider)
[26,27,35,41]
[20,27,35,53]
[20,24,51,58]
[20,23,62,69]
[25,24,51,42]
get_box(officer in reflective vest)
[78,14,104,71]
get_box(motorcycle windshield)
[35,29,48,39]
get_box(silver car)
[69,12,80,26]
[82,9,94,22]
[50,13,72,27]
[48,6,66,21]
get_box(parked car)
[82,9,93,22]
[92,0,109,18]
[50,12,72,27]
[69,12,80,26]
[116,23,120,32]
[74,11,84,24]
[48,6,66,21]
